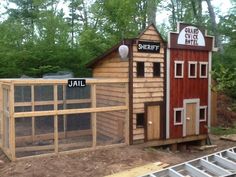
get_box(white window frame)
[199,106,207,122]
[188,61,197,78]
[174,108,184,125]
[199,62,208,78]
[174,61,184,78]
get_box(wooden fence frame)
[0,78,129,161]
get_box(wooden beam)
[14,105,128,118]
[11,78,128,85]
[54,84,58,154]
[91,84,96,148]
[14,99,92,107]
[62,85,67,138]
[31,85,35,142]
[9,84,16,161]
[125,83,129,145]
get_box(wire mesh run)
[0,78,128,160]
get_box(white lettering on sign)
[177,26,205,46]
[138,44,160,51]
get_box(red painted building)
[166,23,217,139]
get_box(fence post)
[9,83,16,161]
[54,84,58,154]
[91,84,97,148]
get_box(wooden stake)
[54,84,58,154]
[91,84,97,148]
[9,84,16,161]
[63,85,67,138]
[125,83,129,144]
[31,85,35,142]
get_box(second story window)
[153,62,161,77]
[174,61,184,78]
[200,62,208,78]
[137,62,144,77]
[188,61,197,78]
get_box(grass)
[211,125,236,135]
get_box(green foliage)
[212,64,236,98]
[211,126,236,135]
[0,0,235,83]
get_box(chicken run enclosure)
[0,78,129,160]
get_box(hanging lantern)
[118,44,129,59]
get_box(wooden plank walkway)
[106,162,169,177]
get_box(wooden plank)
[96,89,126,98]
[31,85,35,142]
[97,94,125,103]
[54,84,58,153]
[133,52,164,58]
[94,62,129,68]
[133,57,164,62]
[96,86,125,93]
[62,85,67,138]
[134,87,164,92]
[133,97,163,104]
[14,99,92,107]
[16,145,54,152]
[125,83,129,144]
[133,92,163,98]
[93,67,128,73]
[11,78,128,84]
[139,34,163,41]
[105,162,168,177]
[14,105,128,118]
[0,83,3,147]
[133,134,145,140]
[91,84,97,148]
[9,84,16,161]
[93,72,128,78]
[133,82,164,88]
[132,78,164,83]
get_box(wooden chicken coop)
[88,23,217,147]
[0,22,217,161]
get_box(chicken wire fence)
[0,79,128,160]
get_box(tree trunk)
[147,0,157,25]
[205,0,220,48]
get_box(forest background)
[0,0,235,98]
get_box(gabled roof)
[86,39,134,68]
[137,23,166,43]
[86,23,166,68]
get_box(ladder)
[139,147,236,177]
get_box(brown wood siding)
[92,51,129,141]
[132,26,165,141]
[169,49,209,139]
[96,84,126,140]
[93,51,129,78]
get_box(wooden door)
[147,105,160,140]
[186,103,196,136]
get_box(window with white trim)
[199,106,207,121]
[199,62,208,78]
[188,61,197,78]
[174,61,184,78]
[174,108,183,125]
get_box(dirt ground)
[0,134,235,177]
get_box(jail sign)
[67,79,86,88]
[177,26,205,46]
